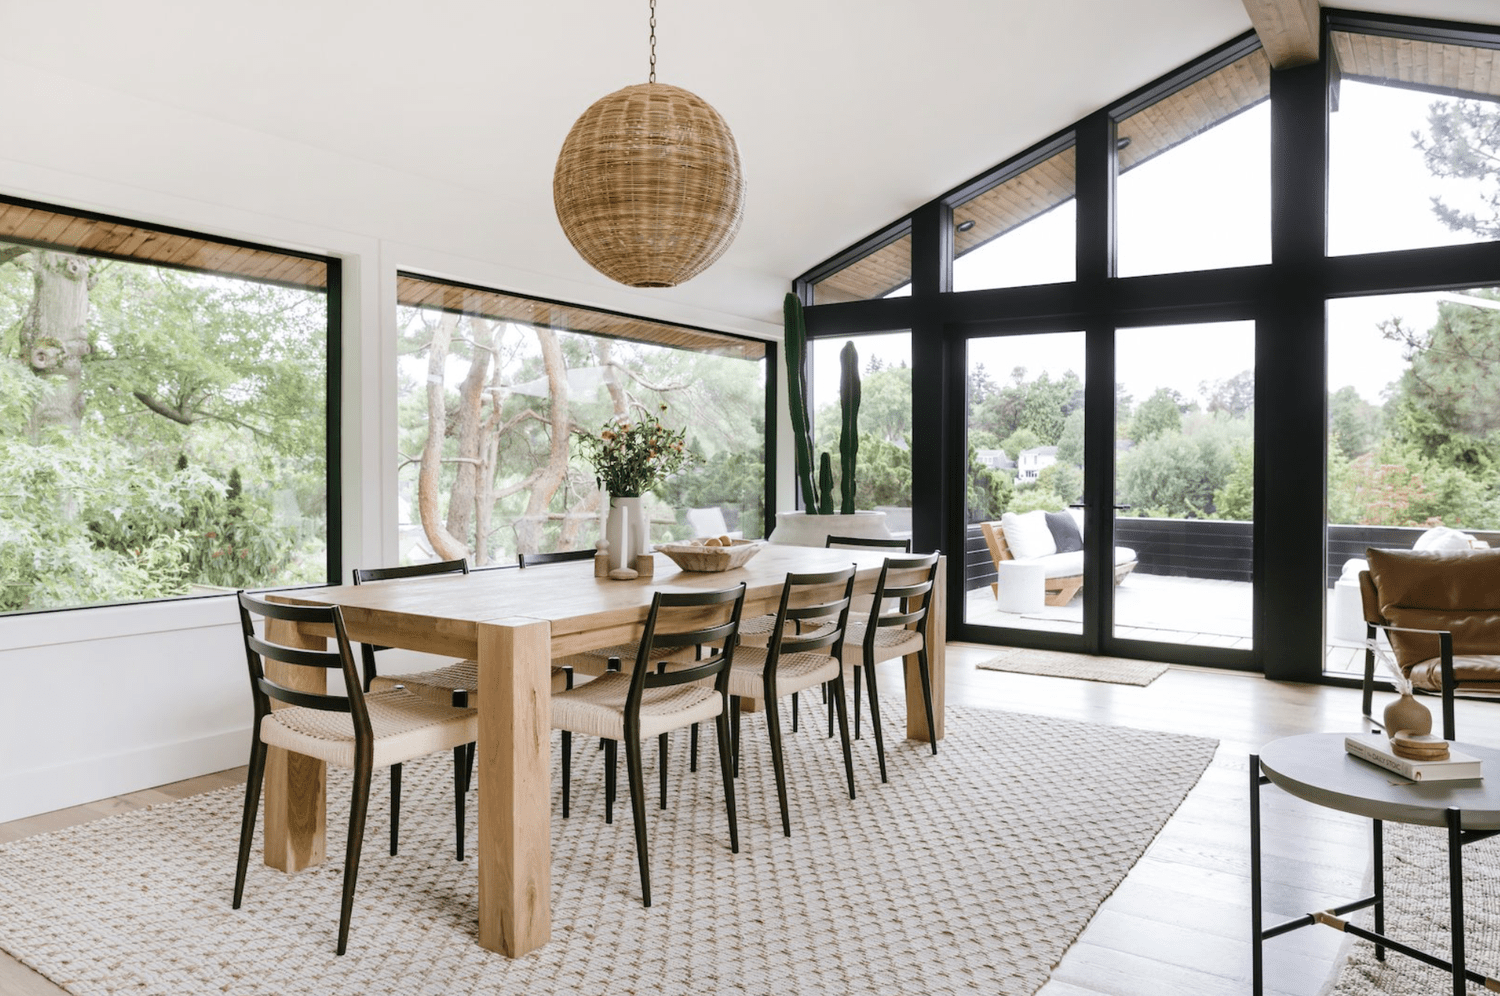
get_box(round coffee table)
[1251,732,1500,996]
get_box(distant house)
[975,448,1015,472]
[1017,445,1058,482]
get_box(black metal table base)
[1250,753,1500,996]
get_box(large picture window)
[395,276,767,565]
[0,199,334,614]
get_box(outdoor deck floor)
[964,571,1369,677]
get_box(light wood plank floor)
[4,643,1491,996]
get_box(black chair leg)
[831,673,857,801]
[791,691,799,733]
[465,742,476,792]
[715,704,739,854]
[863,659,889,783]
[389,762,402,856]
[1361,624,1377,722]
[917,647,937,756]
[232,738,268,909]
[827,681,835,739]
[690,723,699,772]
[338,757,373,956]
[731,697,742,778]
[853,669,862,739]
[659,732,669,810]
[604,739,617,824]
[453,746,466,861]
[765,693,793,837]
[561,730,572,818]
[624,735,652,907]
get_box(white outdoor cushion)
[1028,546,1137,580]
[260,687,477,770]
[1001,510,1057,560]
[1413,526,1475,552]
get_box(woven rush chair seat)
[842,622,924,658]
[728,647,840,699]
[370,659,572,699]
[261,687,478,770]
[551,671,724,743]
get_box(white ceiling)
[2,1,1499,335]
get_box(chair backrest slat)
[237,590,372,735]
[628,585,747,708]
[518,549,596,568]
[861,553,939,649]
[766,566,858,664]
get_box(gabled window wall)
[793,11,1500,684]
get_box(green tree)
[1415,99,1500,237]
[1055,409,1085,466]
[999,427,1040,462]
[1328,385,1381,460]
[1130,387,1184,442]
[1381,300,1500,472]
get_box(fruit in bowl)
[657,537,763,572]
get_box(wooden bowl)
[657,539,763,572]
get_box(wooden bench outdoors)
[980,519,1136,607]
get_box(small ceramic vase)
[1383,691,1433,738]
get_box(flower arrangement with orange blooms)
[577,403,695,497]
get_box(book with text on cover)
[1345,733,1483,782]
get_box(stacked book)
[1345,732,1482,782]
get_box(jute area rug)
[1328,821,1500,995]
[977,647,1171,686]
[0,706,1215,996]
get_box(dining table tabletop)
[262,543,946,957]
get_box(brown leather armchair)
[1359,546,1500,740]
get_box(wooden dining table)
[264,544,946,957]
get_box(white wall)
[0,58,782,823]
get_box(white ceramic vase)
[766,509,891,547]
[606,495,649,571]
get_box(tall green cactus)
[818,452,835,515]
[838,340,860,515]
[782,293,821,512]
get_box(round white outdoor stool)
[995,560,1046,614]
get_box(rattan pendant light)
[553,0,745,288]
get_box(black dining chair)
[232,591,477,955]
[550,583,747,905]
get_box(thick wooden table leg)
[261,616,327,872]
[905,555,947,743]
[477,618,552,957]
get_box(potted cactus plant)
[767,292,892,546]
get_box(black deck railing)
[960,518,1500,594]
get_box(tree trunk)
[20,250,92,434]
[443,318,494,547]
[473,349,508,566]
[416,312,470,562]
[513,328,571,555]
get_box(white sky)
[813,78,1499,411]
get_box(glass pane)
[0,236,329,615]
[1116,49,1271,277]
[962,332,1086,635]
[1113,321,1255,648]
[395,277,766,567]
[952,146,1076,291]
[1328,31,1500,256]
[810,233,912,305]
[809,332,912,534]
[1325,290,1500,676]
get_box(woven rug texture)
[0,705,1215,996]
[976,648,1170,686]
[1328,820,1500,995]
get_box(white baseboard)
[0,725,252,825]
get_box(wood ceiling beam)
[1241,0,1321,69]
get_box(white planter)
[767,510,891,548]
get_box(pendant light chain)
[648,0,657,84]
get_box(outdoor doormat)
[977,647,1170,686]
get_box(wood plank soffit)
[1242,0,1321,69]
